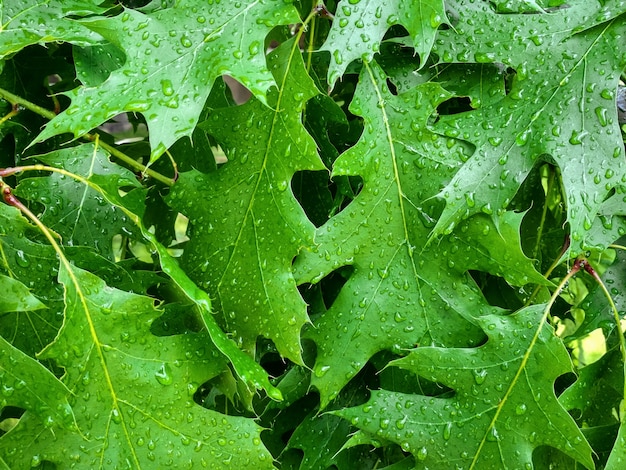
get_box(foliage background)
[0,0,626,468]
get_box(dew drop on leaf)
[473,369,488,384]
[15,250,30,267]
[161,79,175,96]
[154,363,173,385]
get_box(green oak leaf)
[16,142,283,400]
[73,44,126,87]
[294,61,494,408]
[383,57,508,109]
[585,193,626,251]
[560,346,625,468]
[0,204,62,357]
[0,335,76,431]
[334,306,594,469]
[167,39,325,364]
[560,347,622,428]
[0,264,275,468]
[35,0,301,161]
[285,410,355,470]
[15,144,144,260]
[428,3,626,255]
[0,274,46,313]
[606,415,626,470]
[0,0,106,59]
[444,211,548,287]
[321,0,448,85]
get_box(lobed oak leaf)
[334,306,594,469]
[428,2,626,255]
[0,265,275,468]
[321,0,449,85]
[34,0,301,161]
[167,39,325,365]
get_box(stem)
[0,87,57,120]
[83,134,174,186]
[471,259,583,470]
[306,2,320,73]
[0,105,20,126]
[583,262,626,401]
[525,235,570,307]
[0,86,174,187]
[531,165,554,260]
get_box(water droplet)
[515,403,527,415]
[473,369,488,384]
[315,365,330,377]
[248,41,261,56]
[125,101,150,112]
[443,422,452,440]
[474,51,495,63]
[161,79,175,96]
[111,408,122,424]
[417,446,428,461]
[595,107,608,126]
[600,88,613,100]
[488,136,502,147]
[15,250,30,267]
[486,426,500,441]
[569,129,588,145]
[333,50,343,65]
[515,129,531,146]
[180,35,192,48]
[155,363,173,385]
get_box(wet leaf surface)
[0,0,106,59]
[335,306,594,469]
[429,2,626,254]
[1,1,625,468]
[0,265,274,468]
[34,0,301,161]
[168,40,325,365]
[321,0,448,84]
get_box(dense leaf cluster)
[1,0,626,468]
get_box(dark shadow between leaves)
[370,350,455,398]
[436,96,473,116]
[292,170,363,228]
[297,265,355,315]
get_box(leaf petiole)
[581,261,626,402]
